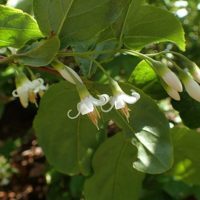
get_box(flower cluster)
[52,61,140,129]
[12,73,47,108]
[147,58,200,102]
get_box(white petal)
[111,96,125,109]
[192,65,200,84]
[77,98,94,115]
[32,78,47,93]
[121,91,140,104]
[166,88,180,101]
[91,94,110,106]
[163,70,183,92]
[17,87,29,108]
[184,78,200,102]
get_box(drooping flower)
[180,72,200,102]
[104,80,140,121]
[161,80,180,101]
[150,60,183,92]
[67,84,109,128]
[12,73,47,108]
[52,60,82,84]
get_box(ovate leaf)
[16,36,60,66]
[0,5,42,48]
[97,83,173,174]
[34,82,101,175]
[84,133,144,200]
[123,5,185,50]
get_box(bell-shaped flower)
[149,60,183,92]
[104,80,140,121]
[161,80,180,101]
[12,73,47,108]
[180,72,200,102]
[67,84,109,129]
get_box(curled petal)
[101,104,114,112]
[91,94,110,106]
[121,92,140,104]
[67,109,81,119]
[12,89,19,97]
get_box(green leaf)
[172,92,200,129]
[123,5,185,50]
[84,133,144,200]
[33,0,125,46]
[0,5,42,48]
[33,82,102,175]
[97,83,173,174]
[169,127,200,185]
[129,60,157,86]
[129,60,166,100]
[16,36,60,66]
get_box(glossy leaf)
[33,82,102,175]
[16,36,60,66]
[96,83,173,174]
[84,133,144,200]
[0,5,42,48]
[169,127,200,185]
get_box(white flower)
[110,90,140,110]
[104,80,140,121]
[12,74,47,108]
[31,78,48,97]
[151,61,183,92]
[166,87,181,101]
[183,76,200,102]
[161,69,183,92]
[161,79,180,101]
[67,94,109,128]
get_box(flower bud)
[150,60,183,92]
[52,60,83,84]
[180,72,200,102]
[161,80,180,101]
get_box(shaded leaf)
[16,36,60,66]
[33,0,125,46]
[84,133,144,200]
[34,82,102,175]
